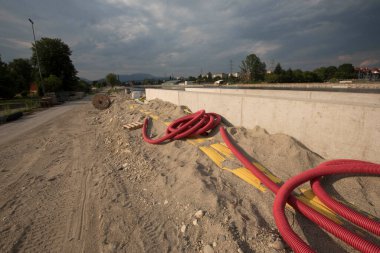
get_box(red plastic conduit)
[220,127,380,253]
[311,173,380,236]
[142,110,221,144]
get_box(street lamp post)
[28,18,45,95]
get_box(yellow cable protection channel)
[130,104,342,224]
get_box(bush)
[6,111,23,122]
[0,85,16,99]
[0,111,23,124]
[41,75,62,92]
[21,90,28,97]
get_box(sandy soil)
[0,93,378,253]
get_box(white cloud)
[0,37,31,49]
[93,16,150,42]
[0,9,27,26]
[1,0,379,79]
[338,55,352,62]
[216,41,281,59]
[360,59,380,67]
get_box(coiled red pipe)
[142,110,221,144]
[220,127,380,253]
[311,173,380,236]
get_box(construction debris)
[123,122,143,130]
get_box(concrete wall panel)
[178,91,199,112]
[147,88,380,163]
[185,88,380,106]
[146,89,179,105]
[197,93,243,126]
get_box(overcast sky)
[1,0,379,80]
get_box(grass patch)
[0,98,41,118]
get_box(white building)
[212,73,228,79]
[228,72,240,78]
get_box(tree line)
[0,37,88,99]
[240,54,357,83]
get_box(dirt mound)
[224,126,324,180]
[95,93,379,252]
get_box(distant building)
[355,67,380,80]
[212,73,228,79]
[162,80,181,85]
[229,72,240,78]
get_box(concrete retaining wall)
[146,88,380,163]
[185,88,380,106]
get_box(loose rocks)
[203,244,214,253]
[269,239,286,250]
[181,224,187,233]
[194,210,204,219]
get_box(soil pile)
[93,93,379,252]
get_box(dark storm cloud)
[1,0,379,79]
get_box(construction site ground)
[0,93,378,253]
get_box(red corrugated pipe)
[220,127,380,253]
[142,110,221,144]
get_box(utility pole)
[28,18,45,95]
[230,60,233,75]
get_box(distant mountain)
[79,77,92,83]
[118,73,162,82]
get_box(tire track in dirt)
[0,105,101,253]
[0,122,71,252]
[0,125,56,199]
[78,168,91,241]
[6,115,83,252]
[61,109,100,253]
[96,151,180,253]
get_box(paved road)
[0,99,90,146]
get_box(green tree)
[31,37,78,90]
[274,63,284,75]
[265,73,279,83]
[314,66,339,81]
[8,58,33,94]
[335,63,355,79]
[303,71,320,82]
[142,79,151,85]
[293,69,305,82]
[207,72,212,82]
[240,54,266,82]
[0,56,16,99]
[76,80,90,92]
[187,76,196,81]
[325,66,338,80]
[283,68,294,83]
[105,73,119,87]
[313,67,327,81]
[41,74,62,92]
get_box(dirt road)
[0,100,193,253]
[0,100,89,146]
[0,102,101,252]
